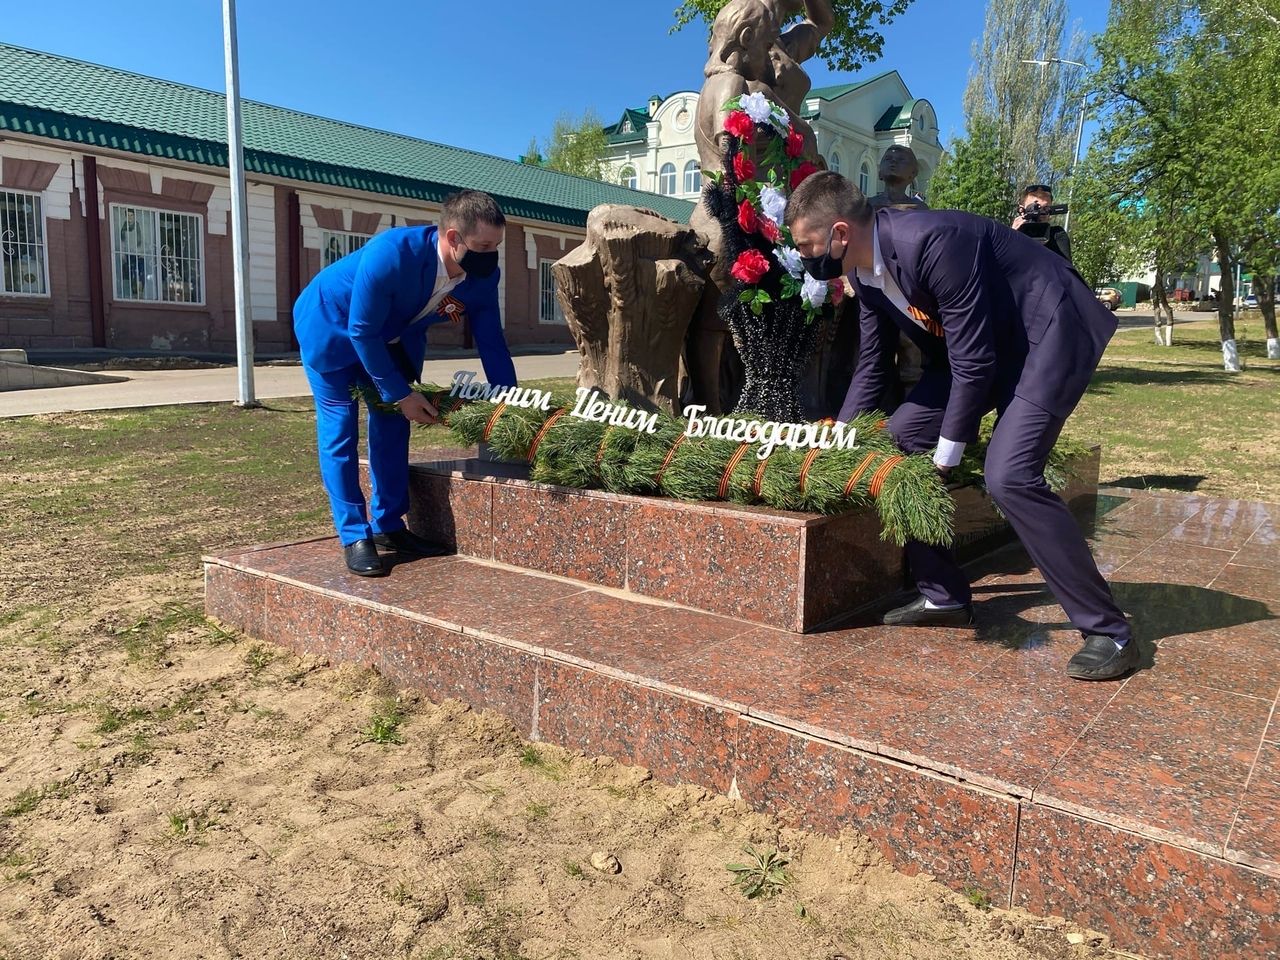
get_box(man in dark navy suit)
[785,171,1137,680]
[294,190,517,577]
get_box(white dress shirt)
[854,220,966,469]
[413,237,464,321]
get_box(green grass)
[1,779,75,819]
[1066,319,1280,500]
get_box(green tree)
[962,0,1087,194]
[519,136,544,167]
[927,116,1012,220]
[1084,0,1280,367]
[671,0,914,73]
[539,109,610,181]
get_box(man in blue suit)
[294,190,517,577]
[785,171,1137,681]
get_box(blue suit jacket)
[293,225,517,403]
[840,208,1117,441]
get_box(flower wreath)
[705,92,843,323]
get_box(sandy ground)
[0,408,1123,960]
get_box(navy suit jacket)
[293,225,517,403]
[840,208,1117,442]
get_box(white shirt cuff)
[934,437,966,468]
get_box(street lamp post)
[223,0,257,408]
[1021,57,1087,232]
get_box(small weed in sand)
[726,844,791,900]
[1,849,33,882]
[461,879,487,905]
[526,802,551,820]
[963,885,994,911]
[362,698,406,745]
[562,859,583,878]
[168,807,217,841]
[115,602,209,665]
[1,778,75,820]
[518,745,562,780]
[243,643,276,675]
[388,879,413,905]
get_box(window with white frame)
[321,229,371,268]
[658,162,677,196]
[110,204,203,304]
[0,189,49,297]
[859,162,871,194]
[620,166,638,190]
[538,259,565,324]
[829,152,841,175]
[683,160,702,194]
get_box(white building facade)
[602,71,942,204]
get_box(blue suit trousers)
[304,363,410,546]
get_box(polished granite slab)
[370,447,1100,633]
[205,487,1279,960]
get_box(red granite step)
[204,487,1280,960]
[378,447,1100,633]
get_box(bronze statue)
[866,144,928,393]
[869,144,927,210]
[687,0,834,413]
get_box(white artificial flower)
[740,92,773,124]
[801,273,829,309]
[759,185,787,225]
[775,245,804,278]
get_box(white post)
[1064,99,1086,233]
[223,0,256,407]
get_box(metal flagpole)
[223,0,257,407]
[1020,57,1088,232]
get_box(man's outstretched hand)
[398,391,439,425]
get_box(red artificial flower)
[730,249,771,285]
[828,279,846,305]
[737,199,759,234]
[733,152,756,182]
[760,218,780,243]
[723,110,754,141]
[785,126,804,159]
[790,161,819,190]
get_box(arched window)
[659,162,677,195]
[829,152,841,174]
[859,161,871,194]
[684,160,702,194]
[620,166,638,190]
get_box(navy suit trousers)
[890,372,1131,643]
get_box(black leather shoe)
[343,539,386,577]
[882,595,976,627]
[1067,635,1140,681]
[372,529,452,558]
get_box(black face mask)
[800,225,846,281]
[457,243,499,279]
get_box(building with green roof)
[0,42,691,353]
[601,69,939,206]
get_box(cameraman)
[1012,184,1073,264]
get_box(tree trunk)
[1212,229,1240,371]
[1151,265,1175,345]
[1255,273,1280,359]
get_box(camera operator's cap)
[1023,183,1053,194]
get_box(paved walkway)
[0,351,580,418]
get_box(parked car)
[1095,287,1122,311]
[1244,294,1259,308]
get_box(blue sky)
[4,0,1111,159]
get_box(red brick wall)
[0,142,585,355]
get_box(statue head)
[878,145,919,188]
[707,0,778,80]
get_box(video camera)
[1019,201,1068,223]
